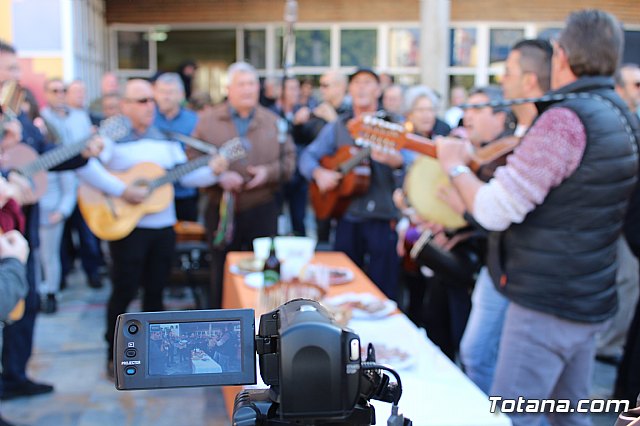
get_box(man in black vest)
[437,10,640,426]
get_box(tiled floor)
[0,271,229,426]
[0,267,625,426]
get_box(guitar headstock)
[0,81,25,119]
[219,137,248,163]
[347,115,407,152]
[98,115,131,141]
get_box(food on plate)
[361,343,411,366]
[299,264,354,286]
[337,299,387,314]
[236,257,264,273]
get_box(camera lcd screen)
[148,320,242,376]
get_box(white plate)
[244,272,264,289]
[300,265,355,286]
[323,293,396,319]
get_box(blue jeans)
[459,267,509,394]
[492,303,603,426]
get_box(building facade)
[2,0,639,105]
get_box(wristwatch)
[447,164,472,179]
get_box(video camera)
[114,299,411,425]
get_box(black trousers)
[207,200,279,309]
[105,227,176,357]
[175,194,200,223]
[2,248,39,391]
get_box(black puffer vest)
[334,112,400,221]
[488,76,639,323]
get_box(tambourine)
[404,156,467,229]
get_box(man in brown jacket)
[193,62,296,308]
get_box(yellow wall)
[0,0,12,42]
[31,57,64,79]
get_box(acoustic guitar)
[347,115,520,228]
[309,145,371,220]
[347,115,520,177]
[0,81,130,202]
[0,228,25,322]
[77,138,246,241]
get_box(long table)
[221,251,511,425]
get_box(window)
[449,75,475,91]
[341,29,377,67]
[623,30,640,64]
[244,29,266,69]
[116,31,150,70]
[156,30,236,72]
[490,29,525,64]
[295,29,330,67]
[389,28,420,67]
[450,28,477,67]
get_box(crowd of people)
[1,7,640,426]
[148,323,240,376]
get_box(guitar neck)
[148,155,211,191]
[401,133,437,158]
[338,147,371,174]
[18,138,88,178]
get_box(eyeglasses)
[48,88,66,94]
[125,97,155,104]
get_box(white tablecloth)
[191,355,222,374]
[351,314,511,426]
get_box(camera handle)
[231,364,412,426]
[232,388,375,425]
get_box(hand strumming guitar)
[0,230,29,264]
[0,176,19,208]
[208,155,229,176]
[0,119,22,150]
[219,171,244,192]
[244,165,268,190]
[312,167,342,193]
[7,172,37,205]
[437,185,466,216]
[121,183,149,205]
[81,134,104,159]
[313,102,338,123]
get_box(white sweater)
[77,127,218,229]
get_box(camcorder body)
[114,299,410,425]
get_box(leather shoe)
[106,358,114,380]
[41,294,57,314]
[0,379,54,400]
[596,353,622,366]
[88,276,103,289]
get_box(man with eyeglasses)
[616,63,640,119]
[76,78,229,379]
[437,10,640,425]
[290,70,350,244]
[37,78,96,314]
[0,40,103,417]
